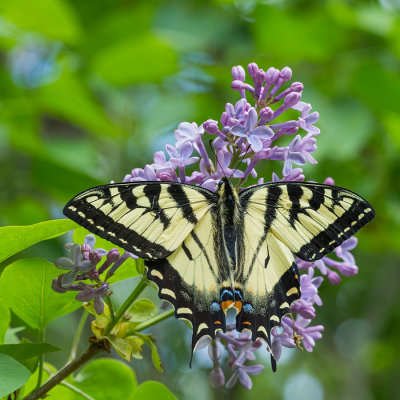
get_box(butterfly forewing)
[240,182,375,262]
[63,181,216,259]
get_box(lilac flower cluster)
[52,234,135,314]
[123,63,319,189]
[122,62,362,388]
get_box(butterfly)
[64,177,375,363]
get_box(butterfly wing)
[145,209,229,356]
[63,181,216,259]
[235,182,375,347]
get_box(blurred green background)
[0,0,399,399]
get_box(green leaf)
[136,334,163,372]
[73,227,139,281]
[0,296,10,344]
[0,343,60,363]
[0,353,31,397]
[92,34,177,85]
[73,359,136,399]
[132,381,177,400]
[0,219,78,263]
[127,299,158,323]
[0,258,81,330]
[0,0,82,45]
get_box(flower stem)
[34,328,45,391]
[104,275,148,336]
[23,343,102,400]
[68,310,89,362]
[104,294,116,324]
[128,308,175,334]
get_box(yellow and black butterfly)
[64,177,375,360]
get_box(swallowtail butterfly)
[64,177,375,362]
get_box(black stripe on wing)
[63,181,216,259]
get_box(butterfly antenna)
[208,139,226,177]
[228,144,251,180]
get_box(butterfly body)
[64,177,375,357]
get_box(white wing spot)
[286,287,299,296]
[280,302,290,309]
[68,206,77,212]
[150,269,163,280]
[365,208,372,213]
[329,240,336,245]
[319,247,325,253]
[257,326,268,336]
[96,226,105,231]
[197,323,209,334]
[177,307,192,315]
[358,213,364,220]
[270,315,280,322]
[78,211,85,218]
[351,221,357,226]
[344,227,350,232]
[161,288,176,299]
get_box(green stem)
[58,381,95,400]
[68,310,89,362]
[42,365,95,400]
[104,295,116,324]
[23,343,102,400]
[130,308,174,334]
[34,328,45,391]
[104,275,148,336]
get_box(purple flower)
[293,316,324,352]
[54,244,94,288]
[230,108,274,152]
[293,101,320,135]
[166,143,199,183]
[75,283,109,314]
[209,367,225,388]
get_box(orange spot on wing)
[221,300,233,313]
[234,300,242,313]
[214,321,222,325]
[242,321,252,326]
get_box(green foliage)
[0,219,77,263]
[132,381,177,400]
[126,299,159,323]
[0,353,31,397]
[73,359,137,399]
[0,258,80,330]
[0,297,10,344]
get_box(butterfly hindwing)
[145,210,229,353]
[235,199,301,347]
[63,181,216,259]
